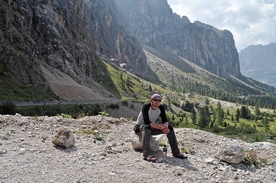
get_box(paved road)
[0,98,121,106]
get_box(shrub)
[58,113,72,119]
[121,100,128,106]
[253,134,265,142]
[211,125,221,133]
[181,147,195,155]
[223,125,238,135]
[76,113,86,119]
[93,131,104,141]
[242,150,267,168]
[241,124,257,134]
[130,103,134,109]
[99,111,109,116]
[107,103,119,109]
[1,102,16,115]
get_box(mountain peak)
[239,43,276,87]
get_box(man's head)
[150,94,162,108]
[150,93,162,101]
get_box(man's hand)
[160,124,170,134]
[150,122,170,134]
[163,122,169,128]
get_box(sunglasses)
[152,99,161,102]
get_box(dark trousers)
[142,125,180,156]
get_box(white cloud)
[167,0,276,51]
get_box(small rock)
[0,149,7,154]
[205,157,219,165]
[216,145,244,164]
[52,129,75,148]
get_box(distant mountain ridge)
[239,43,276,88]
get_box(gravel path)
[0,114,275,183]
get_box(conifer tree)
[199,106,210,129]
[199,109,206,129]
[216,102,223,126]
[262,114,269,133]
[235,108,240,122]
[255,102,260,117]
[191,108,196,125]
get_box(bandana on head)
[150,94,162,100]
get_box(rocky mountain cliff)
[1,0,272,101]
[0,0,158,100]
[114,0,241,78]
[239,43,276,88]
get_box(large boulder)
[52,129,75,148]
[216,145,245,164]
[129,131,164,151]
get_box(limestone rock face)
[52,129,75,148]
[0,0,158,99]
[115,0,241,78]
[216,145,245,164]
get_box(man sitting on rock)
[134,93,187,162]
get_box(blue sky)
[167,0,276,51]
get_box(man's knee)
[133,124,141,134]
[134,125,151,134]
[142,125,152,137]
